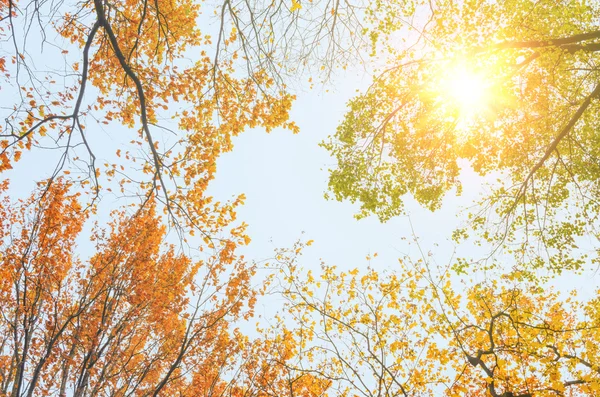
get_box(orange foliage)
[0,0,298,234]
[0,181,293,397]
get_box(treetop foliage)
[324,0,600,273]
[1,0,600,396]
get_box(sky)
[0,9,476,279]
[5,49,596,304]
[209,70,488,276]
[206,68,600,312]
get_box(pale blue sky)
[207,70,599,310]
[209,72,486,274]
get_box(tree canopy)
[1,0,600,396]
[323,0,600,273]
[0,0,373,233]
[267,240,600,397]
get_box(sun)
[442,66,490,117]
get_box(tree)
[271,241,600,397]
[0,180,265,396]
[0,0,376,234]
[286,2,600,395]
[0,2,427,396]
[0,181,340,397]
[322,0,600,273]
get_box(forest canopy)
[1,0,600,396]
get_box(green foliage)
[325,0,600,272]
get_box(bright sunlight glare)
[442,66,490,117]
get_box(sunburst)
[442,65,490,118]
